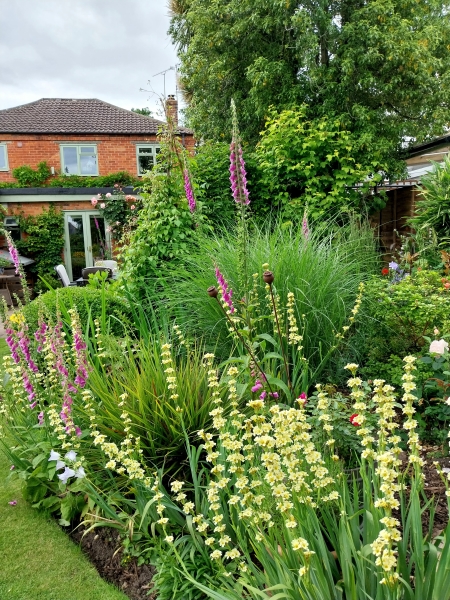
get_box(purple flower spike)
[302,212,309,240]
[38,411,44,425]
[251,380,263,393]
[214,266,235,313]
[229,100,250,206]
[184,169,196,213]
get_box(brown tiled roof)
[0,98,192,135]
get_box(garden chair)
[54,264,78,287]
[80,266,112,286]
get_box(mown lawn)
[0,448,128,600]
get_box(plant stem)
[215,297,273,395]
[268,284,291,390]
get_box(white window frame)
[63,210,111,280]
[136,144,160,176]
[60,144,98,176]
[0,143,9,171]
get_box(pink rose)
[105,193,112,198]
[100,203,105,209]
[130,205,135,210]
[430,339,449,355]
[114,184,119,188]
[91,198,98,206]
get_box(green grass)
[0,449,128,600]
[0,338,9,364]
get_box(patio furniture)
[79,266,113,286]
[0,274,15,306]
[54,264,78,287]
[95,260,119,280]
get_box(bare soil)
[69,525,156,600]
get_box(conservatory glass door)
[64,211,110,280]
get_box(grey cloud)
[0,0,179,117]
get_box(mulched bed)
[418,445,449,537]
[69,525,156,600]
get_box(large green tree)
[169,0,450,163]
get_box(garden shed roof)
[0,98,192,135]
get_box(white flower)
[65,450,77,462]
[429,339,449,355]
[58,467,75,484]
[74,467,86,479]
[49,450,61,462]
[55,460,65,471]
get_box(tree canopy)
[169,0,450,164]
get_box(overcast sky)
[0,0,181,120]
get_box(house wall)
[0,133,195,183]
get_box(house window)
[0,144,8,171]
[60,145,98,176]
[136,144,160,175]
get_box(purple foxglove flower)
[184,169,196,213]
[302,214,309,240]
[259,391,267,400]
[49,450,61,462]
[251,381,263,393]
[29,401,37,410]
[8,500,17,506]
[58,467,75,484]
[214,266,235,313]
[270,392,279,399]
[229,100,250,205]
[75,426,82,437]
[37,411,44,425]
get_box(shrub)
[11,161,51,187]
[355,269,450,371]
[48,171,140,188]
[254,106,388,221]
[21,287,133,337]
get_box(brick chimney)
[166,94,178,126]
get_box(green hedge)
[22,287,134,337]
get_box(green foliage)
[119,137,207,296]
[0,257,12,268]
[0,181,21,189]
[12,161,51,187]
[86,335,224,469]
[158,218,379,384]
[189,141,237,226]
[15,206,64,289]
[48,171,140,188]
[170,0,450,166]
[358,270,450,364]
[254,106,388,220]
[21,287,133,337]
[409,155,450,247]
[131,107,154,117]
[0,451,128,600]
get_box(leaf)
[257,333,278,346]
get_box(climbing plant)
[15,206,65,289]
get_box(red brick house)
[0,97,194,279]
